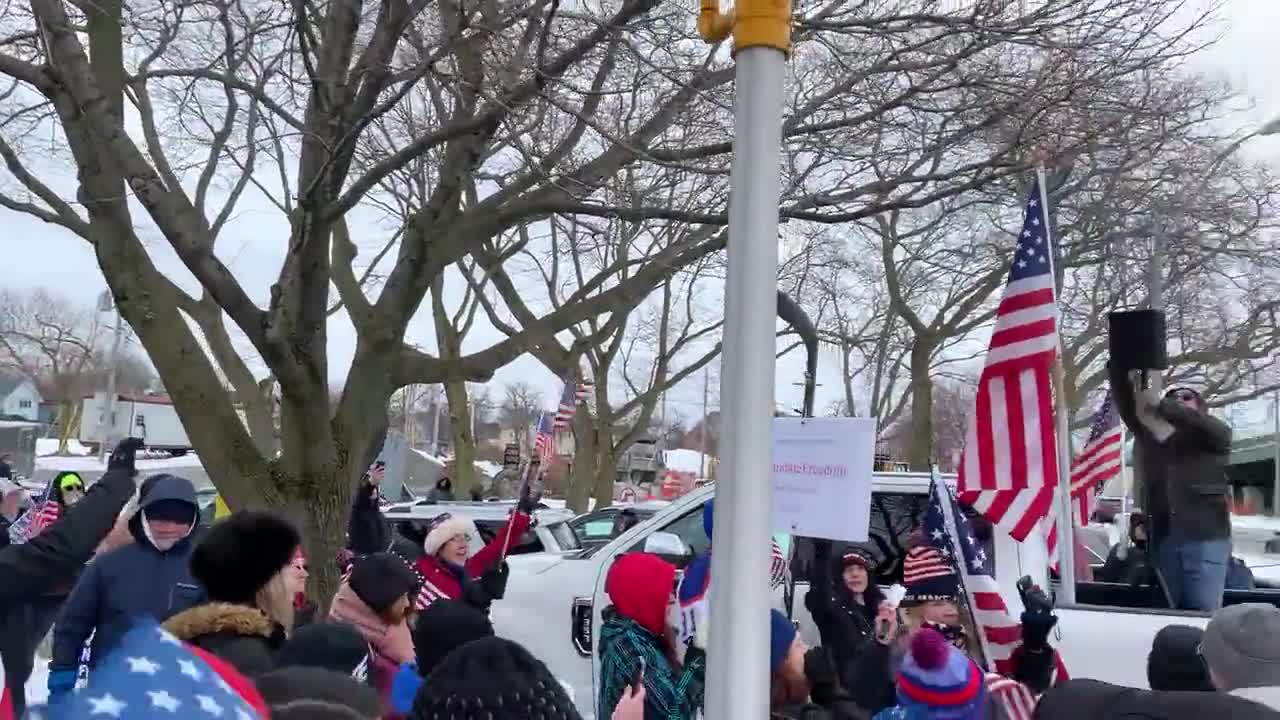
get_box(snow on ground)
[474,460,503,479]
[35,439,92,457]
[27,658,48,706]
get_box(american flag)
[958,175,1060,543]
[926,477,1059,720]
[11,476,60,542]
[532,412,556,469]
[49,620,261,719]
[553,376,592,430]
[1069,391,1123,525]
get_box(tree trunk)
[58,401,81,453]
[592,441,617,510]
[444,376,476,496]
[568,410,597,513]
[907,340,936,472]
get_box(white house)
[0,375,42,422]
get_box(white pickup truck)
[491,472,1280,719]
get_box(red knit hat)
[605,553,677,636]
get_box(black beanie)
[411,636,581,720]
[257,667,382,719]
[275,622,371,677]
[412,599,494,676]
[349,552,422,615]
[1148,624,1214,692]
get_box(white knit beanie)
[423,515,473,556]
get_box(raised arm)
[1158,398,1233,454]
[1108,362,1143,436]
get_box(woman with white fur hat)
[410,485,536,612]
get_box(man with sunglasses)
[1111,365,1233,612]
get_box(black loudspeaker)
[1108,309,1167,371]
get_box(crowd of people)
[0,398,1275,720]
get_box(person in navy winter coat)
[47,473,205,699]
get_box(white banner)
[771,416,877,542]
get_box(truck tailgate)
[1055,604,1209,689]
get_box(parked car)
[567,501,670,550]
[382,500,580,555]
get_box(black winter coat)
[1110,365,1232,543]
[805,547,879,688]
[0,466,135,715]
[51,474,205,671]
[347,480,393,556]
[1033,679,1280,720]
[164,602,287,677]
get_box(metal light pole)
[97,291,125,464]
[697,0,789,715]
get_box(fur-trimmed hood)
[164,602,277,642]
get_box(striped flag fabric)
[986,672,1038,720]
[532,413,556,468]
[928,475,1068,690]
[1069,391,1123,525]
[958,174,1060,543]
[553,376,591,430]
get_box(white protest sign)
[770,416,876,542]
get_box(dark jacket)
[805,545,880,689]
[1099,542,1152,586]
[348,479,393,556]
[50,474,205,671]
[1033,679,1280,720]
[1111,366,1232,543]
[426,478,454,503]
[164,601,287,676]
[0,466,136,715]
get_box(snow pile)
[662,448,712,475]
[474,460,503,479]
[35,438,92,457]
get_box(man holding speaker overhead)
[1108,309,1234,611]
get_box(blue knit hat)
[896,629,985,719]
[769,609,797,672]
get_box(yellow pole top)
[697,0,791,55]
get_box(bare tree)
[0,0,1231,593]
[501,382,545,452]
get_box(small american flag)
[532,413,556,468]
[27,501,61,539]
[959,174,1060,543]
[49,620,261,719]
[553,376,591,430]
[1069,391,1123,525]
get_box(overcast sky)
[2,0,1277,429]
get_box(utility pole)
[97,291,125,464]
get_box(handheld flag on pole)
[958,173,1061,544]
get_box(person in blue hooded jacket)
[47,473,206,700]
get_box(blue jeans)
[1156,538,1230,611]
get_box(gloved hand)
[1017,577,1057,651]
[107,437,146,475]
[804,646,841,704]
[479,560,510,601]
[47,668,77,701]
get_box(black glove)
[479,560,510,601]
[1017,576,1057,651]
[108,437,146,474]
[803,646,841,705]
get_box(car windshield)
[546,520,581,552]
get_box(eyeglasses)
[292,563,309,572]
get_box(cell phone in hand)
[631,657,646,693]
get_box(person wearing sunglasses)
[1110,364,1233,612]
